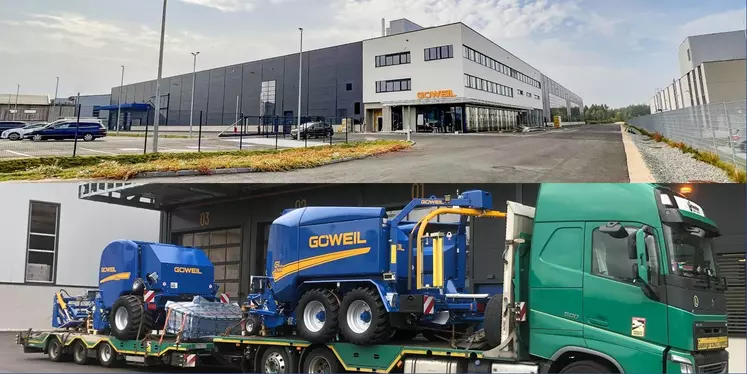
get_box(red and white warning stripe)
[423,295,435,315]
[220,293,230,303]
[185,354,197,367]
[144,290,156,304]
[515,301,527,322]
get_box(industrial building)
[0,183,160,330]
[109,19,583,132]
[79,182,745,335]
[0,94,51,122]
[650,30,746,112]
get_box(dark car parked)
[0,121,27,132]
[24,121,107,142]
[291,122,334,140]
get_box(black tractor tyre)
[295,288,340,344]
[47,337,68,362]
[301,347,342,373]
[484,295,503,348]
[244,315,262,336]
[97,342,119,367]
[339,287,390,345]
[109,295,154,340]
[72,340,91,365]
[559,360,614,373]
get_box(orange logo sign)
[417,90,457,99]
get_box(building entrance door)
[177,228,242,301]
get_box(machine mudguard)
[299,279,397,312]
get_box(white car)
[1,122,48,141]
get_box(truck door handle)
[588,317,608,327]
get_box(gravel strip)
[629,129,732,183]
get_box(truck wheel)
[559,360,613,373]
[302,347,341,374]
[339,287,390,345]
[98,342,119,367]
[484,295,503,348]
[47,337,67,362]
[109,295,153,340]
[296,289,339,343]
[72,340,91,365]
[245,315,262,336]
[261,347,292,374]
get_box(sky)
[0,0,744,108]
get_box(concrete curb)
[619,124,655,183]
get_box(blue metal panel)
[297,206,385,226]
[98,240,139,308]
[139,241,215,298]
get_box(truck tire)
[109,295,153,340]
[296,289,339,343]
[261,346,293,374]
[72,340,91,365]
[484,295,503,348]
[98,342,119,367]
[559,360,613,373]
[302,347,341,374]
[47,337,67,362]
[244,315,262,336]
[339,287,390,345]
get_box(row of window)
[424,45,454,61]
[464,74,513,98]
[376,78,412,93]
[463,45,541,89]
[517,89,541,100]
[375,52,411,67]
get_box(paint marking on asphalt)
[80,147,117,155]
[5,150,31,157]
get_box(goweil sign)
[416,90,457,99]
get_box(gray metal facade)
[541,74,584,123]
[110,42,363,126]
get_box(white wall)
[0,182,159,330]
[363,23,466,104]
[460,25,544,110]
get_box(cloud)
[177,0,257,12]
[677,8,746,42]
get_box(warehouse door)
[716,253,745,334]
[178,228,242,302]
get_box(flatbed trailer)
[16,329,218,369]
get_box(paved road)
[136,124,630,183]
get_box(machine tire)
[484,295,503,348]
[260,346,292,374]
[98,342,119,367]
[72,340,91,365]
[296,288,340,344]
[339,287,390,345]
[559,360,613,373]
[109,295,153,340]
[302,347,341,374]
[47,337,67,362]
[244,315,262,336]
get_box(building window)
[346,83,353,91]
[518,89,524,95]
[526,92,532,98]
[180,228,241,300]
[424,45,453,61]
[535,94,540,99]
[25,201,60,283]
[375,52,410,67]
[354,102,361,115]
[260,80,276,117]
[464,74,513,98]
[463,45,540,88]
[375,78,411,93]
[687,48,691,61]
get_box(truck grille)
[698,361,727,373]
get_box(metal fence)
[628,100,747,169]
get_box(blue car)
[24,120,107,142]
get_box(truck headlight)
[669,353,693,374]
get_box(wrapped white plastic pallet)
[164,296,243,340]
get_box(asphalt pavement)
[136,124,630,183]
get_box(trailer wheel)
[296,289,340,344]
[559,360,613,373]
[109,294,153,340]
[98,342,119,367]
[484,295,503,348]
[72,340,91,365]
[339,287,390,345]
[302,347,341,374]
[47,337,67,362]
[261,347,292,374]
[245,315,262,336]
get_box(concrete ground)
[136,124,630,183]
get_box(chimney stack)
[381,18,386,36]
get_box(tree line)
[583,104,651,123]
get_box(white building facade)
[363,22,556,133]
[0,183,159,330]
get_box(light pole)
[117,65,124,134]
[51,77,59,121]
[152,0,168,153]
[13,84,19,121]
[297,27,303,129]
[189,51,200,137]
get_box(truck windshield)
[663,223,717,279]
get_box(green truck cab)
[523,183,728,373]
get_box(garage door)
[717,253,745,334]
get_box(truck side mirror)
[635,229,649,283]
[599,222,628,239]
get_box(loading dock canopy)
[78,182,319,210]
[93,103,151,112]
